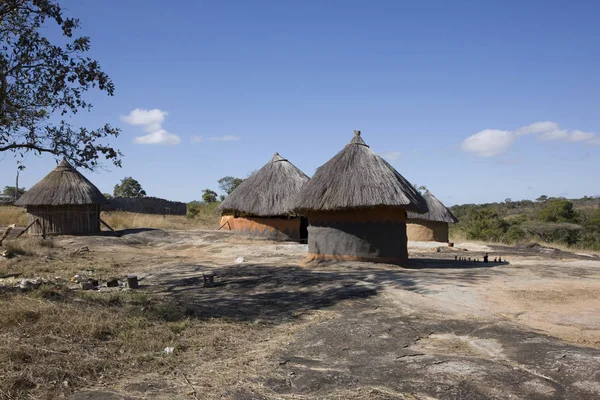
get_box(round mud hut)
[293,131,427,265]
[14,159,108,236]
[406,190,458,242]
[217,153,310,241]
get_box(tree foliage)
[218,176,244,195]
[462,208,508,242]
[2,185,25,200]
[202,189,218,204]
[113,177,146,198]
[537,199,576,223]
[523,222,582,244]
[0,0,122,169]
[450,196,600,250]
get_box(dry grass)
[101,211,218,231]
[0,205,28,227]
[0,287,256,399]
[0,205,220,232]
[2,237,54,255]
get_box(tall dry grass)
[0,205,28,226]
[101,211,219,231]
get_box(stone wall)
[104,197,186,215]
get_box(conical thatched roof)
[15,159,108,206]
[218,153,310,217]
[293,131,427,213]
[407,191,458,223]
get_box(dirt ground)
[2,229,600,399]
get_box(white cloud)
[461,129,514,157]
[516,121,559,135]
[133,130,181,145]
[462,121,599,157]
[121,108,180,145]
[539,130,568,141]
[380,151,401,161]
[191,136,203,143]
[209,135,240,141]
[568,130,595,142]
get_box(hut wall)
[306,207,409,265]
[219,215,303,241]
[26,205,101,235]
[406,220,449,242]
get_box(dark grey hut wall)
[308,220,408,262]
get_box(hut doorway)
[299,217,308,242]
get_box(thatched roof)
[407,191,458,223]
[293,131,427,213]
[15,159,108,206]
[218,153,310,217]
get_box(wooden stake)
[0,224,16,246]
[100,218,120,237]
[16,219,40,239]
[218,220,232,230]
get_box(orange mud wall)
[406,220,449,242]
[306,207,409,265]
[219,215,302,241]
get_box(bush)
[462,208,508,242]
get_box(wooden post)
[100,218,120,237]
[15,170,19,202]
[0,224,16,246]
[16,219,40,239]
[218,220,232,231]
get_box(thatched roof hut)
[15,159,107,235]
[406,190,458,242]
[218,153,310,241]
[293,131,427,265]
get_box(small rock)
[106,278,119,288]
[164,347,175,355]
[80,282,95,290]
[19,279,41,290]
[1,250,14,258]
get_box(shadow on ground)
[142,258,506,323]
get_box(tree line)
[450,196,600,251]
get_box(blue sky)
[1,0,599,205]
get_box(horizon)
[1,0,599,206]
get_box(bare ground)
[1,229,599,399]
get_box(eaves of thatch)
[293,131,427,214]
[407,191,458,223]
[218,153,310,217]
[15,159,108,206]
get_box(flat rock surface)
[37,230,599,399]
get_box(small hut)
[406,190,458,242]
[293,131,427,265]
[15,159,108,235]
[218,153,310,241]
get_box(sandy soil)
[4,229,600,399]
